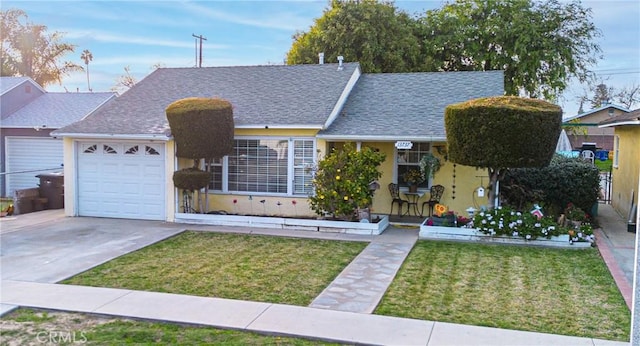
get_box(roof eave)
[316,134,448,142]
[50,132,171,141]
[599,120,640,128]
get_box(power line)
[192,34,207,68]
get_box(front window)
[397,142,431,188]
[206,138,315,195]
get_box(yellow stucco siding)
[164,140,176,221]
[62,137,76,217]
[235,128,319,137]
[611,127,640,218]
[177,139,491,219]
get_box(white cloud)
[63,29,229,50]
[181,2,318,32]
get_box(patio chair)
[388,183,409,216]
[581,150,595,164]
[421,184,445,217]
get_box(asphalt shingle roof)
[0,77,31,95]
[55,63,360,136]
[1,92,116,128]
[318,70,504,140]
[599,108,640,127]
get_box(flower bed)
[419,205,595,248]
[419,220,590,248]
[174,213,390,235]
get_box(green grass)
[2,308,338,345]
[595,158,612,172]
[375,240,630,341]
[63,231,367,306]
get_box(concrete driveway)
[0,210,184,283]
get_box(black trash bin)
[37,172,64,209]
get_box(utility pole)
[192,34,207,68]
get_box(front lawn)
[1,308,337,345]
[376,240,630,341]
[63,231,367,306]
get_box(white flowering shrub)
[473,206,594,243]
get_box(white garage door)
[77,142,166,220]
[5,137,63,196]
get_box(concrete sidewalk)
[0,280,625,346]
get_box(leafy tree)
[286,0,421,73]
[309,143,385,220]
[1,8,82,87]
[417,0,601,100]
[445,96,562,208]
[80,49,93,91]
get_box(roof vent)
[337,56,344,71]
[319,52,324,65]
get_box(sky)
[4,0,640,118]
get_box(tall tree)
[286,0,421,73]
[80,49,93,91]
[419,0,602,100]
[1,8,82,87]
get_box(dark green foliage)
[172,168,210,191]
[286,0,421,73]
[446,96,562,169]
[166,97,234,159]
[501,155,601,215]
[309,143,386,220]
[286,0,601,100]
[419,0,601,99]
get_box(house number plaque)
[395,141,413,149]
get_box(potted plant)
[402,169,424,192]
[419,153,441,180]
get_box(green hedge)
[166,97,234,159]
[173,168,210,191]
[501,155,600,216]
[445,96,562,169]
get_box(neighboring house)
[563,104,630,151]
[52,63,504,221]
[0,77,116,196]
[598,109,640,221]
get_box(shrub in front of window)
[309,143,385,221]
[445,96,562,207]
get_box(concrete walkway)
[594,204,636,309]
[310,227,417,313]
[1,280,625,346]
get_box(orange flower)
[434,203,447,216]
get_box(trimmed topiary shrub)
[445,96,562,206]
[173,168,210,191]
[166,97,234,159]
[501,155,600,216]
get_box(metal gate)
[599,169,612,204]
